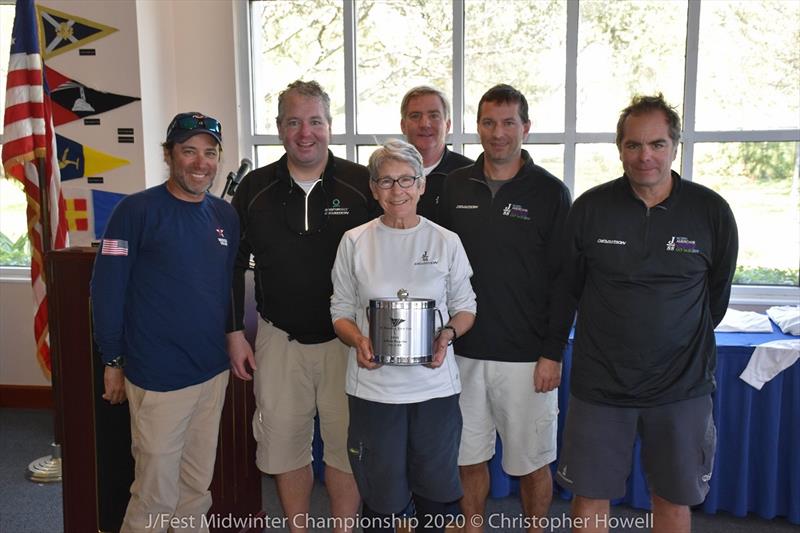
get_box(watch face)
[105,356,124,368]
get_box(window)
[240,0,800,294]
[0,1,30,267]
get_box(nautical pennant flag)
[2,0,70,378]
[45,66,140,126]
[56,134,130,182]
[91,189,126,239]
[64,197,89,231]
[36,4,117,61]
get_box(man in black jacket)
[226,81,376,533]
[400,86,472,222]
[439,84,571,532]
[553,94,738,533]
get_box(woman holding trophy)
[331,139,476,532]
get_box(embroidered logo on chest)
[216,227,228,246]
[666,236,700,254]
[596,238,627,246]
[414,250,439,266]
[502,203,531,221]
[324,197,351,216]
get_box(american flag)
[101,239,128,257]
[2,0,69,377]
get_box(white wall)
[0,0,242,386]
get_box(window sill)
[730,285,800,307]
[0,266,32,282]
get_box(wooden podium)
[46,247,262,532]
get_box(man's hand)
[102,366,127,404]
[533,357,561,393]
[227,331,256,380]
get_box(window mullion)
[681,0,702,181]
[451,0,465,152]
[563,0,579,190]
[342,0,357,161]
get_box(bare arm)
[430,311,475,368]
[333,317,378,370]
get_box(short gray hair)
[400,86,451,122]
[368,139,424,182]
[276,80,332,126]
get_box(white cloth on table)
[739,339,800,390]
[715,308,773,333]
[766,305,800,336]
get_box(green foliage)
[0,232,31,267]
[733,264,799,286]
[737,142,798,182]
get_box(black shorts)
[555,394,716,506]
[347,394,462,514]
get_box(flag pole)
[26,154,63,484]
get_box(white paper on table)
[715,308,773,333]
[766,305,800,336]
[739,339,800,390]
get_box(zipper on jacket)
[643,204,667,255]
[303,179,322,232]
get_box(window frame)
[42,0,789,304]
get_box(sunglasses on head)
[169,115,222,136]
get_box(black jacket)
[417,148,473,223]
[551,172,738,406]
[439,150,571,362]
[230,152,378,343]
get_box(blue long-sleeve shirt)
[91,184,239,391]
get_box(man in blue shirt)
[91,112,239,532]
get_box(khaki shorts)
[455,356,558,476]
[252,319,351,475]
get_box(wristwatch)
[105,355,125,369]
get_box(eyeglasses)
[372,175,420,190]
[168,115,222,137]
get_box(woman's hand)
[354,334,380,369]
[429,328,455,369]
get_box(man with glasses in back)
[92,112,239,531]
[226,80,377,532]
[400,86,472,223]
[439,84,572,532]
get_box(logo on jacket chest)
[324,197,351,216]
[216,227,228,246]
[502,203,531,221]
[414,250,439,266]
[666,236,700,254]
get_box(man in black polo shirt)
[400,86,472,222]
[553,94,738,533]
[439,84,571,532]
[226,80,377,533]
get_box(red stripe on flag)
[1,135,47,162]
[4,100,46,125]
[4,68,43,89]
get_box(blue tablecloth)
[486,322,800,524]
